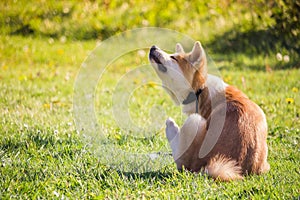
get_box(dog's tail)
[204,154,243,182]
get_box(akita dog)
[149,41,270,181]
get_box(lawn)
[1,1,300,199]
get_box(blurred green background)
[0,1,300,199]
[1,0,299,69]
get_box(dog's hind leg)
[166,114,207,169]
[166,117,180,143]
[176,114,207,167]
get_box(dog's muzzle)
[149,45,167,72]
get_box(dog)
[149,41,270,181]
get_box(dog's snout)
[149,45,159,60]
[150,45,157,54]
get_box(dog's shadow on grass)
[115,170,173,181]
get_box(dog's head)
[149,41,207,105]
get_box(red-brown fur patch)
[173,54,207,90]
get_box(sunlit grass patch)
[0,32,299,199]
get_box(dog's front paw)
[166,117,179,141]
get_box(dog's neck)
[182,87,211,118]
[182,89,203,113]
[182,75,227,118]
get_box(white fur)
[206,74,228,99]
[166,114,206,161]
[175,43,185,53]
[150,48,194,105]
[205,154,243,181]
[189,41,204,67]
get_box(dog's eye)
[170,56,178,61]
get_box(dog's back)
[204,85,269,178]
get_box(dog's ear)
[189,41,206,70]
[175,43,185,53]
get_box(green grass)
[1,35,299,199]
[1,1,300,199]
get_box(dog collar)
[182,89,203,113]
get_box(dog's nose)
[151,45,157,49]
[150,45,157,54]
